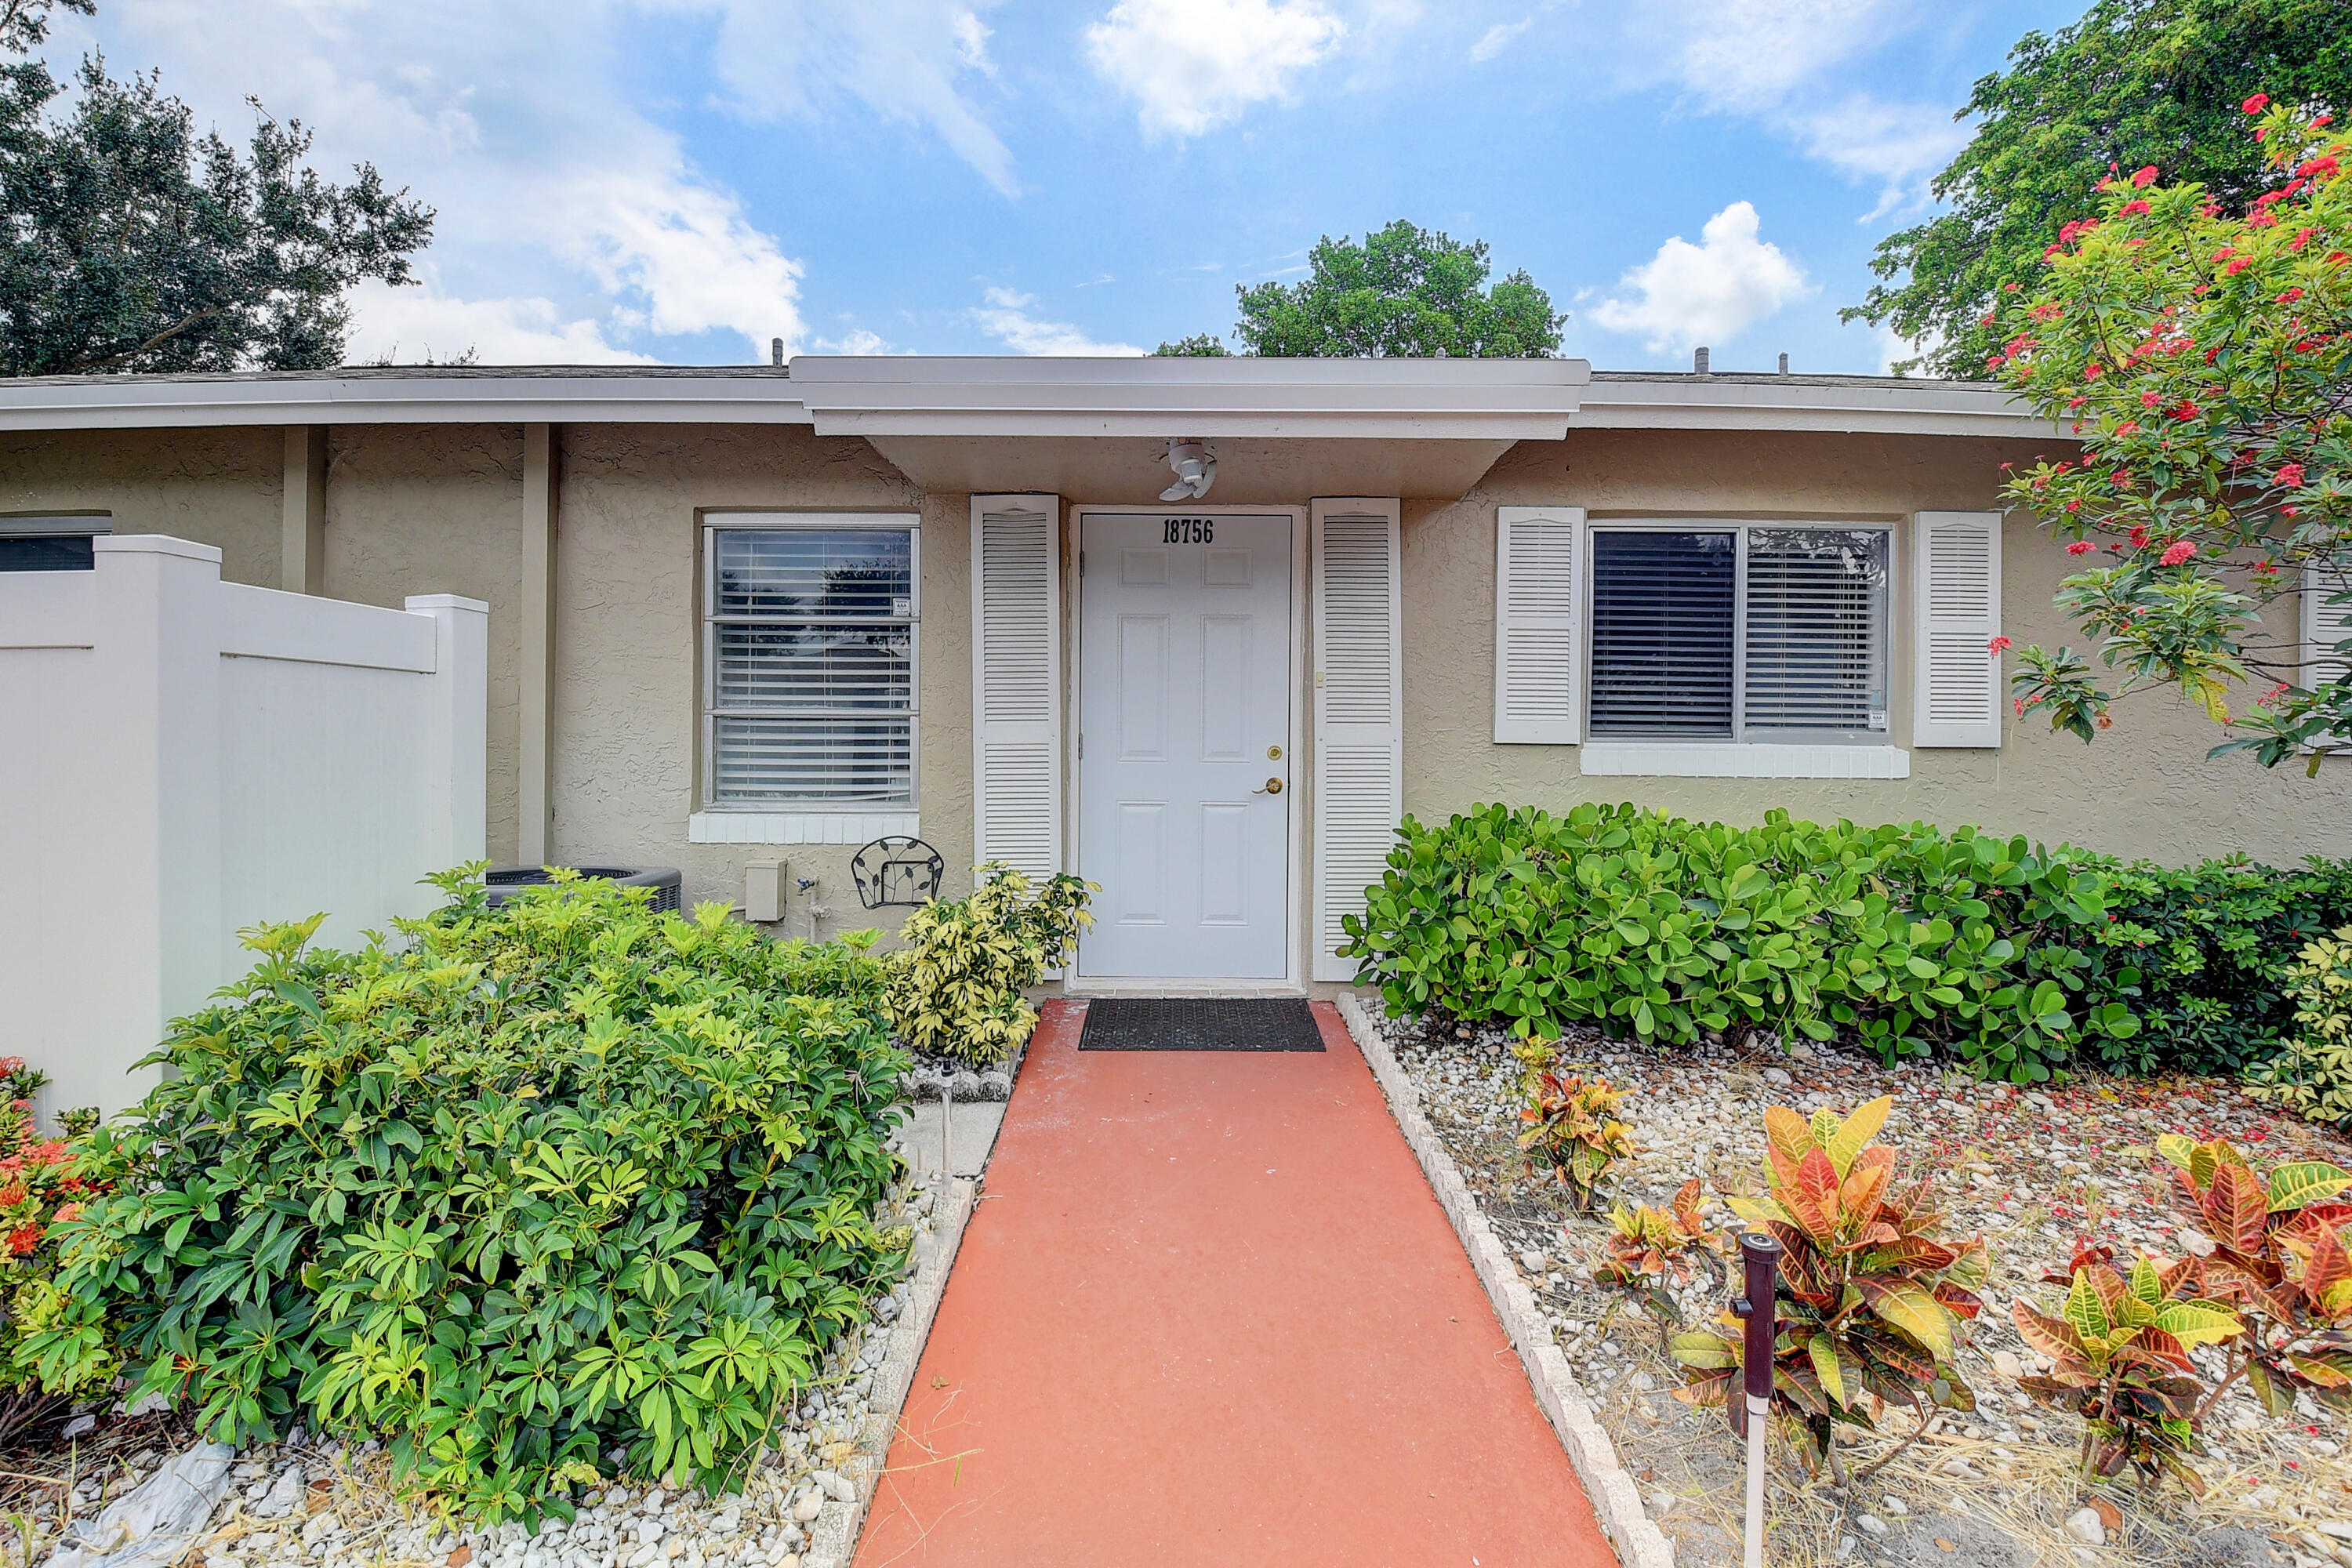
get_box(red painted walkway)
[854,1000,1616,1568]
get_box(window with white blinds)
[1587,525,1889,742]
[704,521,917,808]
[1744,529,1888,734]
[1588,532,1736,736]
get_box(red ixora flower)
[2130,165,2159,188]
[2278,288,2306,303]
[2118,199,2151,216]
[2278,463,2307,488]
[1988,636,2013,655]
[5,1224,38,1257]
[2160,540,2198,567]
[2243,93,2271,115]
[2067,540,2097,555]
[2129,525,2151,549]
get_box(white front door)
[1077,511,1293,979]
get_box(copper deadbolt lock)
[1267,744,1283,760]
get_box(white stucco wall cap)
[0,365,816,430]
[0,357,2061,441]
[784,354,1595,439]
[1578,369,2063,437]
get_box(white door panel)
[1079,512,1291,979]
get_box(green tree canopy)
[0,0,433,376]
[1157,220,1563,358]
[1846,0,2352,379]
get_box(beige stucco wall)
[318,425,529,860]
[9,417,2346,990]
[0,420,962,946]
[550,424,970,934]
[0,426,281,586]
[1402,429,2352,865]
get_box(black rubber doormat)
[1078,998,1327,1052]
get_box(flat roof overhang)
[0,358,2063,503]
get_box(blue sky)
[59,0,2082,373]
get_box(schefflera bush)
[1343,802,2130,1081]
[24,870,909,1519]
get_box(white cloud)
[1618,0,1957,212]
[1469,17,1531,62]
[1087,0,1345,139]
[64,0,994,365]
[1872,320,1942,376]
[1589,201,1810,353]
[970,289,1144,355]
[687,2,1019,197]
[1792,93,1969,220]
[345,280,655,365]
[1649,0,1905,113]
[817,328,897,355]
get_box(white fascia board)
[1573,374,2065,437]
[787,354,1592,441]
[0,373,815,430]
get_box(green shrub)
[0,1054,103,1443]
[2247,927,2352,1127]
[25,869,906,1519]
[1341,803,2133,1081]
[884,863,1093,1065]
[2089,857,2352,1076]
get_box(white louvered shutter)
[2307,565,2352,747]
[971,495,1062,880]
[1911,511,2004,748]
[1494,506,1584,743]
[1312,499,1403,983]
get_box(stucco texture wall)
[1403,429,2352,866]
[319,425,528,862]
[549,424,967,938]
[0,426,280,585]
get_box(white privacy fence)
[0,535,487,1120]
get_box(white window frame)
[692,512,921,837]
[1577,517,1909,779]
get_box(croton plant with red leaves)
[2155,1133,2352,1414]
[1672,1098,1991,1479]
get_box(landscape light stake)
[1730,1231,1783,1568]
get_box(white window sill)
[1578,743,1910,779]
[688,811,919,845]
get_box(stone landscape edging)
[1336,992,1677,1568]
[804,1171,978,1568]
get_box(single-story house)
[2,354,2344,996]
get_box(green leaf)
[2267,1162,2352,1214]
[1865,1281,1954,1360]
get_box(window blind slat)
[1744,528,1887,734]
[713,624,912,711]
[1588,532,1735,738]
[708,524,917,808]
[714,531,911,616]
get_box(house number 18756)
[1161,517,1214,543]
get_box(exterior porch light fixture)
[1159,438,1217,502]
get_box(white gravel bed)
[7,1178,956,1568]
[1369,999,2352,1568]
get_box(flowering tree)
[1992,94,2350,771]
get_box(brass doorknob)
[1254,778,1284,795]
